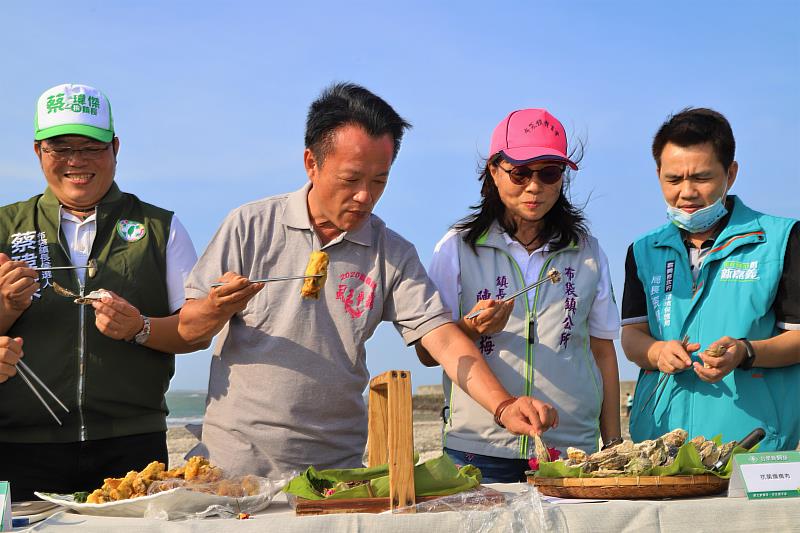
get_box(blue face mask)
[666,193,728,233]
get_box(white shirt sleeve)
[166,215,199,314]
[587,239,621,339]
[427,230,462,321]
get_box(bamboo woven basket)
[528,474,728,499]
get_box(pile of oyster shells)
[560,429,736,477]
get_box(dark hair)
[652,107,735,170]
[455,144,589,253]
[305,82,411,166]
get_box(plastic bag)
[141,473,294,520]
[403,485,565,532]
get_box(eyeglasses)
[496,164,565,186]
[40,144,111,161]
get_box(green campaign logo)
[46,92,101,115]
[116,219,146,242]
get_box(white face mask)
[665,188,728,233]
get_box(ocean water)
[165,390,207,427]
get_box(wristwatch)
[737,338,756,370]
[132,315,151,345]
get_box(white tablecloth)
[17,483,800,532]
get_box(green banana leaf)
[283,454,482,500]
[534,437,759,479]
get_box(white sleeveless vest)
[444,223,604,458]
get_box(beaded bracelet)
[493,397,518,428]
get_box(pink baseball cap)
[489,108,578,169]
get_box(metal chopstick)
[464,275,559,320]
[17,360,69,413]
[639,371,669,414]
[32,265,92,271]
[210,274,323,288]
[640,335,689,414]
[651,375,671,415]
[16,365,63,426]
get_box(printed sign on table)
[728,451,800,499]
[0,481,11,531]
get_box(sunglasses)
[496,164,565,186]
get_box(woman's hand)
[460,299,515,339]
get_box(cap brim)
[500,148,578,170]
[35,124,113,143]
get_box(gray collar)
[282,181,373,247]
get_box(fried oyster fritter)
[300,251,329,299]
[85,457,223,503]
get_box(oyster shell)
[615,440,635,454]
[634,438,663,456]
[689,435,707,450]
[662,428,688,448]
[587,447,619,463]
[531,434,550,463]
[698,441,721,467]
[648,445,668,466]
[624,456,653,476]
[566,447,587,463]
[597,453,629,471]
[717,441,736,462]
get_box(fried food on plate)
[85,456,223,503]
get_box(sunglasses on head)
[496,163,566,186]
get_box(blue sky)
[2,1,798,391]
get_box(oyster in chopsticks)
[52,282,111,305]
[546,267,562,284]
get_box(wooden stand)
[294,370,417,515]
[367,370,416,512]
[293,370,506,515]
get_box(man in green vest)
[621,108,800,451]
[0,84,207,501]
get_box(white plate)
[34,487,272,518]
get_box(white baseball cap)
[34,83,114,142]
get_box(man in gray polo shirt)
[179,83,559,477]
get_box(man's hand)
[178,272,265,345]
[0,253,39,315]
[461,299,514,339]
[91,291,145,341]
[654,339,699,374]
[693,336,745,383]
[499,396,559,437]
[0,336,23,384]
[206,273,264,318]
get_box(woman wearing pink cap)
[417,109,621,482]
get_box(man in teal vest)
[622,108,800,452]
[0,84,206,501]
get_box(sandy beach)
[167,381,637,467]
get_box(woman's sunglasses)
[496,164,565,186]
